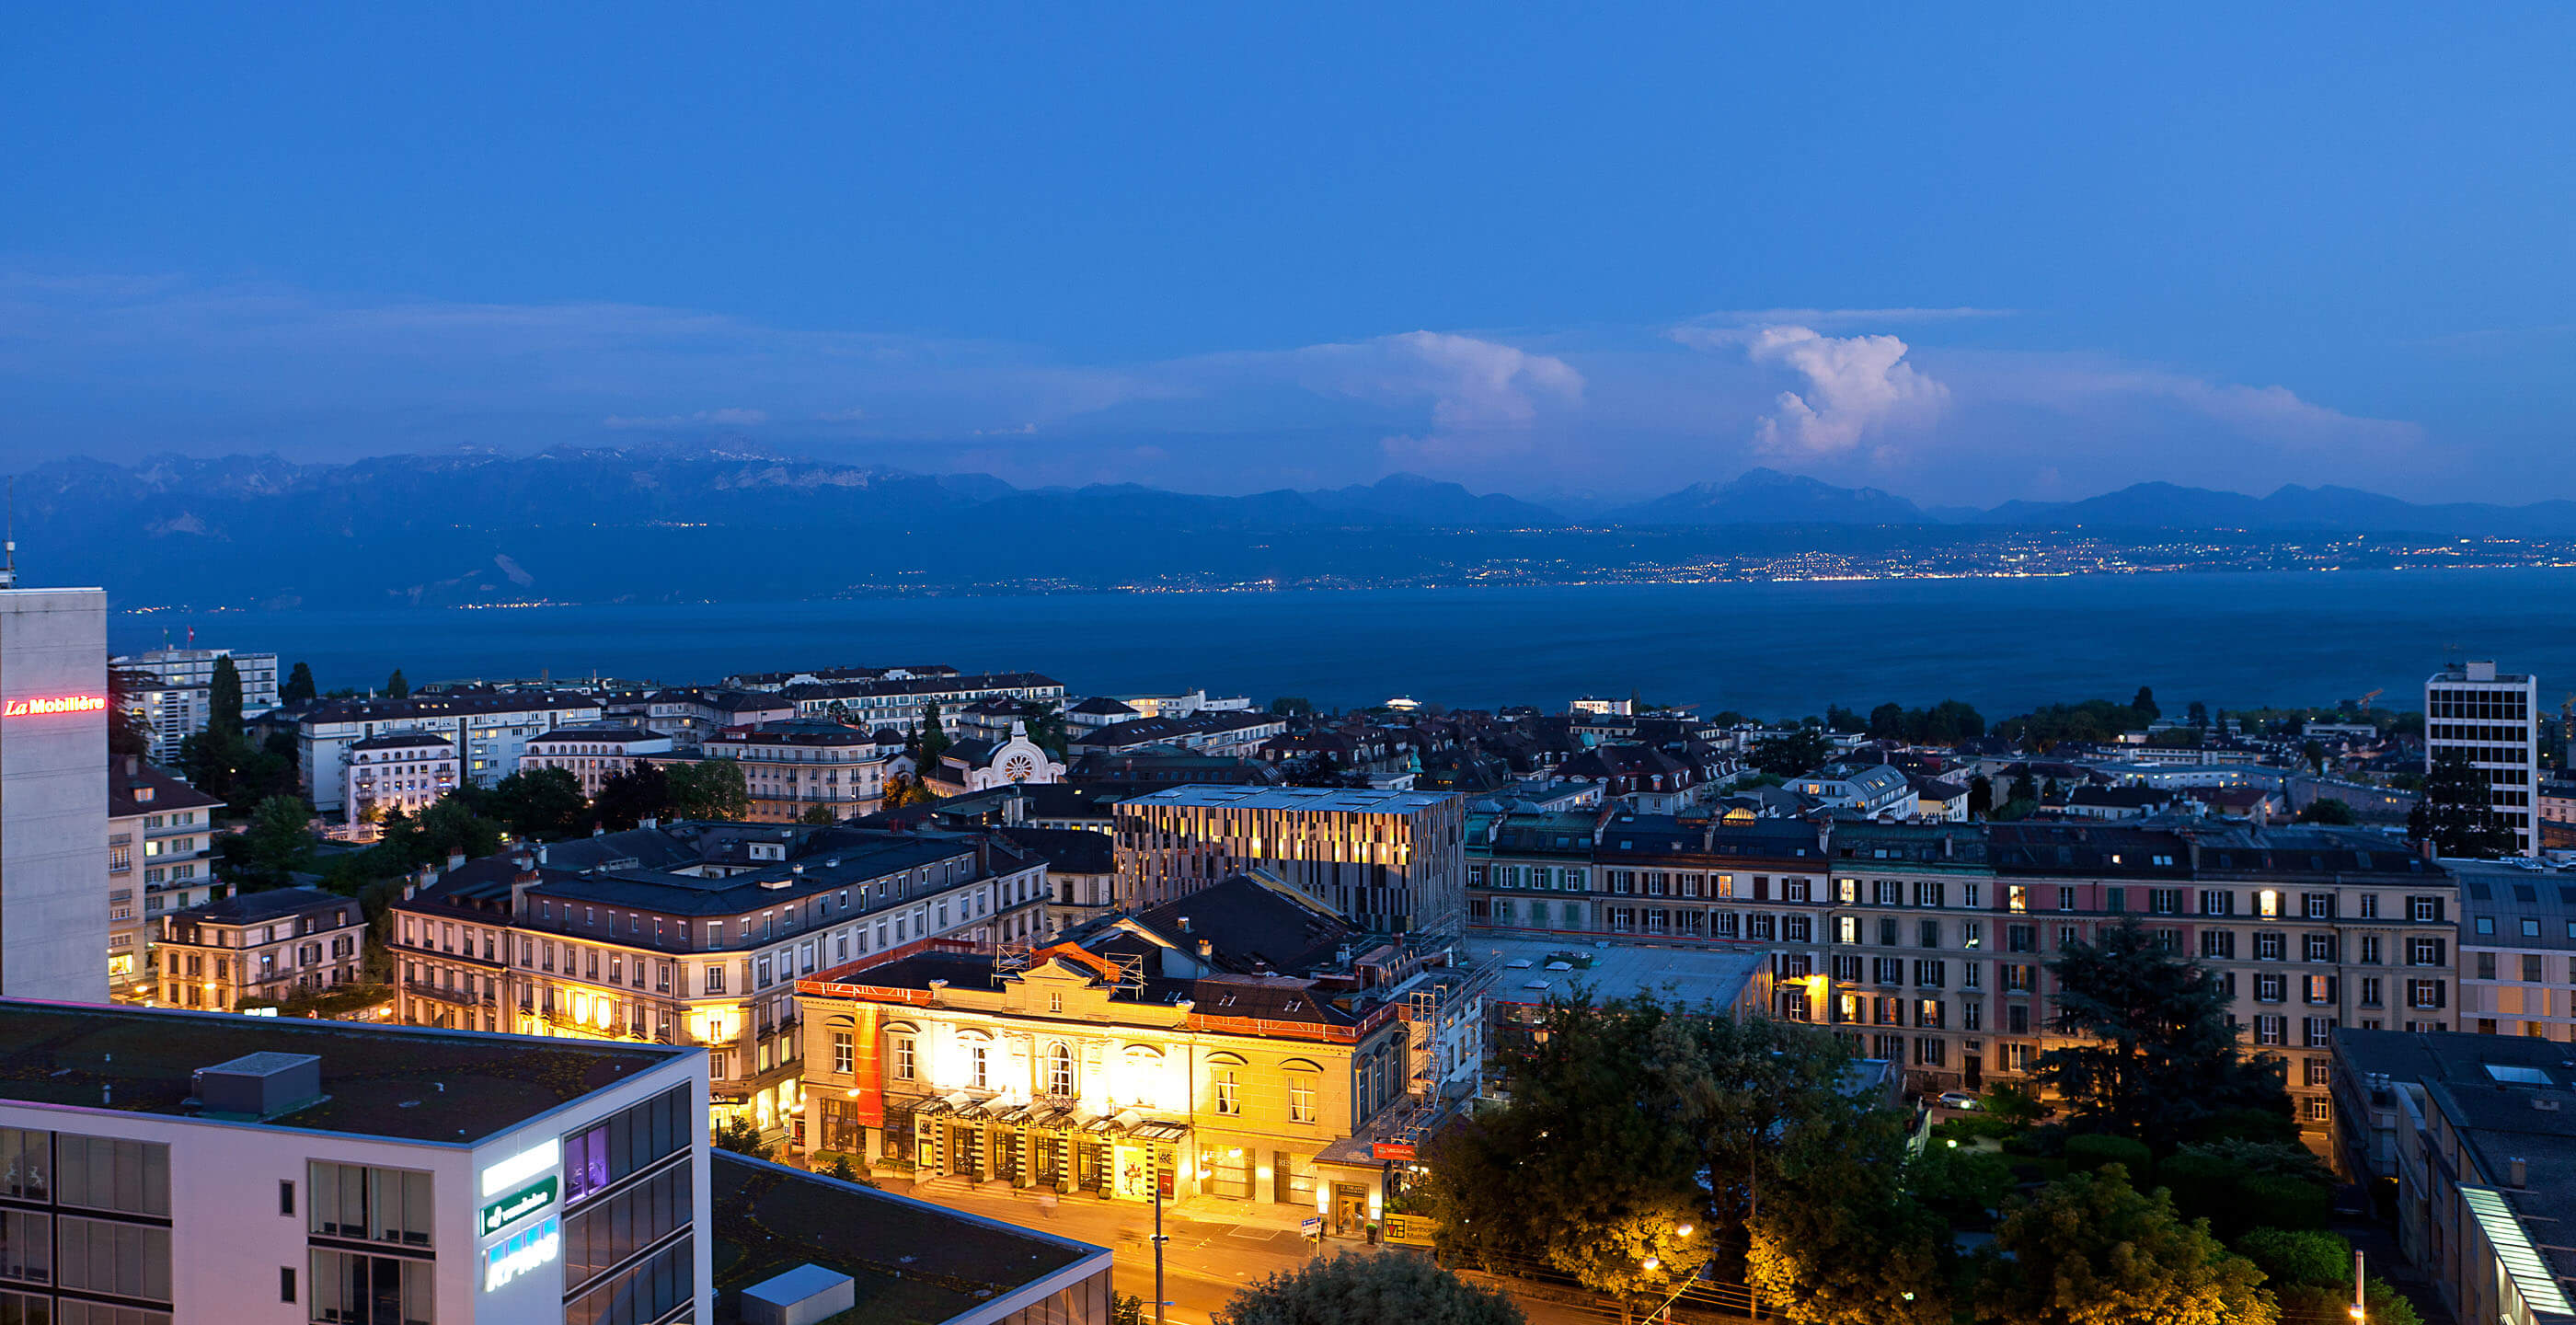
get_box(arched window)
[1048,1043,1075,1098]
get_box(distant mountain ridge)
[19,446,2576,609]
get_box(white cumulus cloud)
[1692,324,1949,458]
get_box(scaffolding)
[1389,951,1494,1147]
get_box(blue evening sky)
[4,5,2570,503]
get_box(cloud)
[1681,306,2013,330]
[1675,324,1949,458]
[1947,353,2423,455]
[602,408,768,430]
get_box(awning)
[1129,1121,1190,1143]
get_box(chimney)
[1197,939,1213,962]
[1177,916,1191,933]
[2510,1157,2528,1188]
[122,755,139,778]
[535,843,548,866]
[445,850,466,873]
[640,816,659,831]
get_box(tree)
[880,770,932,811]
[2186,699,2210,729]
[209,655,245,739]
[106,666,155,760]
[799,804,837,825]
[2233,1228,2421,1325]
[2297,797,2356,825]
[2030,916,2288,1150]
[711,1115,771,1161]
[281,661,317,704]
[1269,697,1316,718]
[224,795,316,889]
[1968,775,1995,817]
[488,766,590,840]
[1823,705,1866,734]
[1024,699,1072,759]
[384,668,409,699]
[1748,729,1834,778]
[392,797,505,868]
[2302,740,2327,776]
[1213,1251,1523,1325]
[915,700,951,762]
[2409,749,2517,858]
[1973,1166,2276,1325]
[2009,770,2039,804]
[667,758,750,822]
[2132,686,2161,724]
[1746,1100,1953,1325]
[592,763,673,830]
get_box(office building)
[2427,661,2543,855]
[391,822,1048,1144]
[297,691,604,815]
[1114,786,1468,934]
[2454,860,2576,1041]
[107,646,281,764]
[0,1000,710,1325]
[2330,1029,2576,1325]
[1,586,110,1003]
[107,757,224,999]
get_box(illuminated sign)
[3,695,106,718]
[1371,1141,1417,1161]
[479,1177,558,1238]
[482,1215,560,1293]
[480,1137,559,1197]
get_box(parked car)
[1936,1090,1983,1111]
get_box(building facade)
[108,645,281,764]
[0,1000,710,1325]
[344,730,459,824]
[297,692,604,814]
[107,757,224,999]
[2426,661,2542,856]
[518,723,675,799]
[155,886,370,1011]
[785,672,1066,735]
[390,824,1049,1143]
[1,585,110,1003]
[1114,786,1468,935]
[680,720,904,823]
[2453,860,2576,1041]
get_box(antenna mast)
[0,477,16,589]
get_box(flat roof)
[1468,936,1766,1008]
[711,1152,1104,1325]
[0,1002,683,1144]
[1124,786,1460,813]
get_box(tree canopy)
[1865,699,1985,744]
[281,660,317,704]
[1747,729,1834,778]
[384,667,409,698]
[2409,749,2517,858]
[666,758,750,822]
[2031,917,2288,1150]
[1213,1251,1523,1325]
[1972,1166,2275,1325]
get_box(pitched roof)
[108,759,222,818]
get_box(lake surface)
[111,568,2576,719]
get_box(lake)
[109,568,2576,719]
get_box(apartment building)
[2426,661,2542,856]
[1465,813,2459,1146]
[108,757,224,998]
[108,645,281,764]
[793,873,1443,1234]
[390,823,1049,1143]
[297,691,603,814]
[1068,712,1288,760]
[343,730,458,824]
[2453,860,2576,1041]
[0,1001,710,1325]
[517,723,674,799]
[783,672,1066,734]
[1114,786,1468,935]
[678,719,904,823]
[155,886,370,1011]
[624,687,796,751]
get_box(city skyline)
[6,8,2572,503]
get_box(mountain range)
[19,448,2576,609]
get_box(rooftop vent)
[192,1052,323,1120]
[742,1263,856,1325]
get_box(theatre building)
[796,873,1463,1235]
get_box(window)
[309,1163,433,1246]
[57,1216,171,1303]
[2358,893,2379,919]
[2255,932,2284,961]
[2201,930,2236,960]
[1287,1069,1317,1123]
[562,1086,690,1206]
[1049,1045,1076,1098]
[832,1031,854,1076]
[281,1180,295,1216]
[2409,895,2442,923]
[0,1131,49,1201]
[2360,976,2383,1007]
[56,1136,170,1216]
[282,1265,297,1304]
[2256,1015,2285,1045]
[0,1210,48,1284]
[2057,887,2076,912]
[1214,1068,1241,1115]
[2360,935,2381,964]
[2303,1017,2335,1048]
[2409,938,2447,967]
[2304,934,2337,962]
[893,1036,917,1081]
[311,1250,431,1325]
[2406,979,2446,1009]
[971,1043,990,1090]
[2304,1097,2331,1123]
[2256,974,2285,1003]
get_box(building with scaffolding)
[793,870,1486,1237]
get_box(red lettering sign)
[3,695,107,718]
[1372,1142,1417,1161]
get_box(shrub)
[2164,1139,2332,1239]
[2063,1134,2154,1179]
[2234,1227,2351,1286]
[2237,1173,2331,1233]
[1913,1146,2014,1222]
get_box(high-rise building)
[107,646,281,764]
[2425,660,2541,856]
[1113,786,1467,934]
[0,585,109,1003]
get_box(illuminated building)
[516,722,674,798]
[0,584,110,1003]
[795,873,1468,1235]
[391,822,1047,1144]
[106,757,223,1000]
[678,719,905,823]
[106,644,279,764]
[297,691,604,814]
[2425,660,2543,856]
[343,729,458,824]
[154,886,369,1011]
[1114,786,1468,935]
[0,998,710,1324]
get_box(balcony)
[403,980,485,1009]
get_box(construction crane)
[2356,687,2383,710]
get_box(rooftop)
[1473,935,1767,1008]
[1122,785,1460,814]
[710,1152,1104,1325]
[108,757,222,818]
[165,885,359,928]
[0,1002,681,1143]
